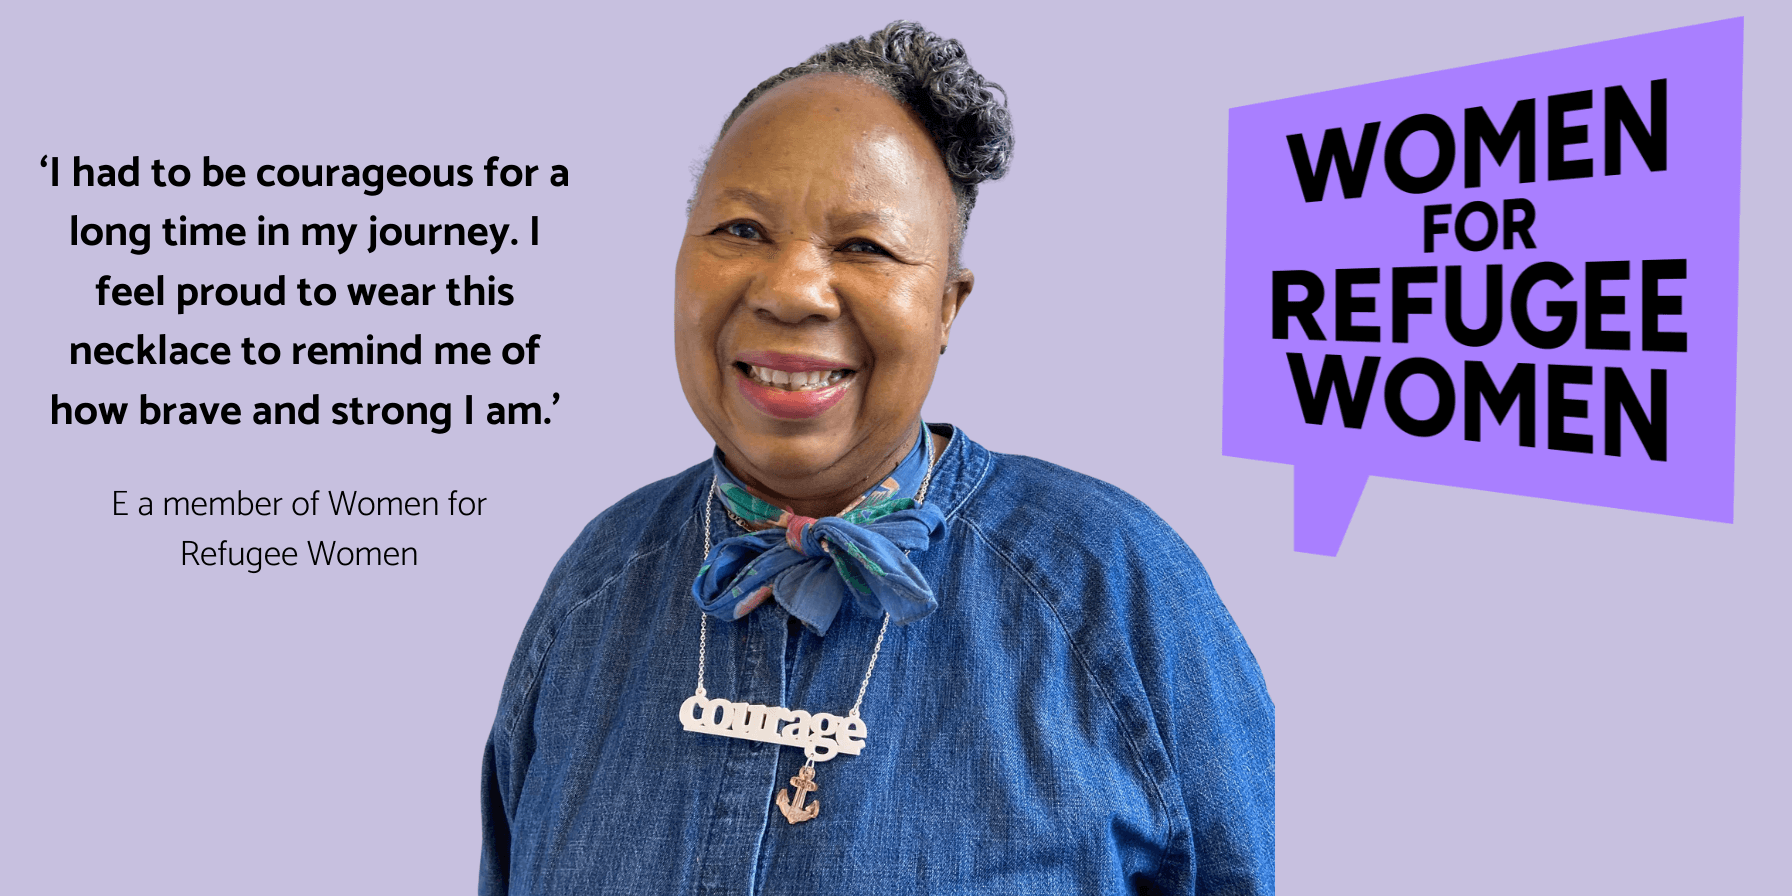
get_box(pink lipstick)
[732,351,855,420]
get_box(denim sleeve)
[965,454,1274,894]
[1146,554,1276,896]
[479,529,581,896]
[479,729,514,895]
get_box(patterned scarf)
[692,426,947,636]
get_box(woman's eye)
[842,239,887,255]
[721,222,762,240]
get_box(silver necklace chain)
[694,426,940,722]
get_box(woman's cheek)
[855,281,935,341]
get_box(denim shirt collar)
[907,422,986,526]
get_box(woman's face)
[676,74,972,513]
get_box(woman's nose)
[749,242,840,324]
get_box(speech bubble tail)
[1293,465,1368,556]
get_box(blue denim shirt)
[481,425,1274,894]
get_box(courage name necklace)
[681,433,937,825]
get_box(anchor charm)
[775,763,821,824]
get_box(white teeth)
[746,365,847,391]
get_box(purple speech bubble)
[1223,19,1742,556]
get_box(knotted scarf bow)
[693,431,946,636]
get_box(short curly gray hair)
[697,20,1014,272]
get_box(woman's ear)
[940,268,974,349]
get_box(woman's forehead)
[702,74,954,217]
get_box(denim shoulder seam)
[959,514,1180,862]
[499,518,685,740]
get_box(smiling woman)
[480,21,1273,896]
[677,71,970,517]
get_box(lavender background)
[1,2,1786,894]
[1225,20,1741,555]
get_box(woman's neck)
[725,423,943,519]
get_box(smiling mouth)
[736,362,854,392]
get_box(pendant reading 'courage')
[678,693,867,761]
